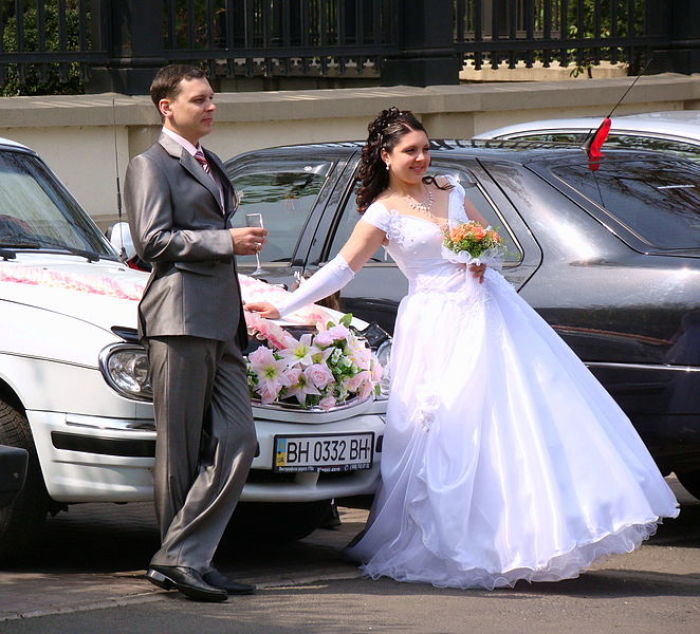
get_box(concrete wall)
[1,73,699,229]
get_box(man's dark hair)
[150,65,207,110]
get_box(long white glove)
[277,254,355,318]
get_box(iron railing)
[159,0,399,77]
[454,0,669,74]
[0,0,102,92]
[0,0,694,94]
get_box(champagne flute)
[245,212,264,276]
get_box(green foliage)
[563,0,646,77]
[1,1,88,96]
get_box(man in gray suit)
[125,65,266,602]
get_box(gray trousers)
[147,335,256,572]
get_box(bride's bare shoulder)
[434,174,454,188]
[373,191,400,209]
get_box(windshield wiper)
[0,247,17,260]
[0,241,42,259]
[0,238,103,262]
[0,241,41,248]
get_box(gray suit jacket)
[125,133,247,348]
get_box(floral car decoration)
[0,265,384,411]
[245,312,383,410]
[0,266,144,300]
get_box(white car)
[0,136,388,560]
[474,111,700,162]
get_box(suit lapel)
[158,134,224,212]
[207,151,238,223]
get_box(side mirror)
[108,222,137,260]
[107,222,151,272]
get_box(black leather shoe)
[203,569,256,595]
[146,565,228,602]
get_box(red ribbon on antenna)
[584,117,612,170]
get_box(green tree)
[1,1,88,96]
[565,0,646,77]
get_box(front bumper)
[28,402,386,504]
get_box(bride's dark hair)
[356,107,449,212]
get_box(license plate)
[273,432,374,473]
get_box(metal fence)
[0,0,100,92]
[454,0,669,74]
[159,0,399,77]
[0,0,695,94]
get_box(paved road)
[1,478,698,633]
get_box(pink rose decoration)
[304,363,335,390]
[244,307,385,409]
[313,331,335,348]
[327,324,351,341]
[318,395,337,410]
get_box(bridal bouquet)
[441,221,506,268]
[245,313,383,410]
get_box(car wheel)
[676,470,700,502]
[0,399,50,562]
[226,500,333,543]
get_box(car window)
[501,131,700,163]
[328,181,392,263]
[605,134,700,162]
[552,159,700,250]
[504,132,586,144]
[327,165,520,264]
[228,160,332,264]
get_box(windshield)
[0,149,115,257]
[551,158,700,250]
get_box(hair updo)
[356,107,429,212]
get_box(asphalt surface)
[0,478,698,633]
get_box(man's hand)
[230,227,268,255]
[469,263,486,284]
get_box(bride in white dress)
[245,107,679,589]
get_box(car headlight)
[99,343,152,401]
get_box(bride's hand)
[469,263,486,284]
[244,301,280,319]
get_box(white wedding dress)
[344,178,679,589]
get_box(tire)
[676,470,700,502]
[226,500,333,543]
[0,399,50,562]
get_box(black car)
[224,141,700,497]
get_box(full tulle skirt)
[345,269,679,589]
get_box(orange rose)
[450,226,466,241]
[471,225,486,240]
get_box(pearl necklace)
[391,184,434,215]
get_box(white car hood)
[0,254,365,335]
[0,255,146,333]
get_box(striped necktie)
[194,149,224,211]
[194,150,212,176]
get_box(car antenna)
[112,97,127,262]
[583,55,654,167]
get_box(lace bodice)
[360,178,478,297]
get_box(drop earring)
[385,163,390,171]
